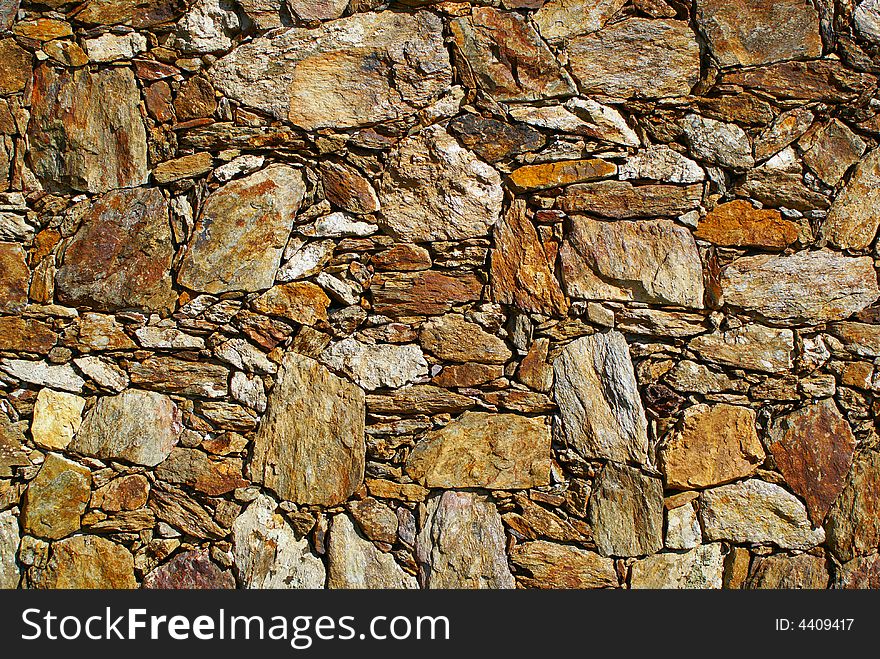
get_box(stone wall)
[1,0,880,590]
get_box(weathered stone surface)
[618,145,703,183]
[825,451,880,562]
[800,119,866,186]
[63,313,136,353]
[510,540,618,588]
[557,180,702,218]
[0,39,31,95]
[149,483,224,538]
[695,200,799,249]
[128,357,229,398]
[320,162,380,215]
[689,324,793,373]
[30,535,136,589]
[745,553,829,589]
[754,107,815,161]
[835,554,880,589]
[379,125,503,243]
[178,165,306,294]
[447,114,546,163]
[134,326,204,350]
[252,282,329,326]
[721,251,880,325]
[856,0,880,43]
[682,114,754,170]
[768,399,857,526]
[553,332,648,464]
[277,240,334,282]
[420,314,511,365]
[559,216,704,308]
[509,159,616,193]
[156,448,247,496]
[23,453,91,540]
[251,352,364,506]
[565,18,700,99]
[371,271,483,317]
[695,0,821,68]
[614,309,709,338]
[31,389,85,451]
[0,243,28,312]
[722,60,876,104]
[348,498,397,545]
[29,65,147,193]
[143,549,236,589]
[830,321,880,357]
[71,390,182,467]
[665,500,701,550]
[367,385,474,416]
[700,479,825,550]
[288,0,347,22]
[589,462,664,558]
[152,153,213,183]
[233,495,326,589]
[824,149,880,251]
[328,514,417,589]
[0,359,85,393]
[0,509,19,589]
[0,414,28,479]
[662,404,764,490]
[174,76,216,121]
[174,0,239,53]
[631,544,725,589]
[84,32,147,62]
[209,11,451,130]
[0,317,57,355]
[416,490,514,589]
[320,338,428,391]
[534,0,625,42]
[406,411,551,490]
[91,474,149,512]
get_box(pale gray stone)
[631,544,724,589]
[175,0,240,54]
[682,114,754,170]
[619,145,704,183]
[666,502,702,550]
[327,514,417,589]
[0,509,21,589]
[320,338,428,391]
[0,359,85,393]
[689,324,794,373]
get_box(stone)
[178,165,306,294]
[614,309,708,338]
[0,509,19,589]
[232,495,326,589]
[371,271,483,317]
[510,541,618,589]
[367,385,474,416]
[856,0,880,42]
[214,154,264,182]
[695,0,821,67]
[379,125,503,243]
[174,76,217,121]
[320,338,428,391]
[619,146,703,183]
[83,32,147,62]
[134,327,204,350]
[447,114,546,163]
[91,474,149,512]
[0,0,16,31]
[416,490,514,589]
[320,163,380,216]
[406,411,552,490]
[0,414,28,478]
[517,338,553,392]
[143,549,236,589]
[128,357,229,398]
[209,11,451,130]
[768,399,857,525]
[721,251,880,325]
[372,244,432,272]
[13,18,71,40]
[22,453,91,540]
[287,0,347,22]
[589,462,664,558]
[700,479,825,550]
[631,544,725,589]
[825,451,880,562]
[156,448,247,496]
[0,317,57,355]
[824,149,880,251]
[695,200,799,249]
[0,360,85,393]
[71,390,182,467]
[149,483,225,538]
[553,332,648,464]
[722,60,876,104]
[689,324,793,373]
[175,0,239,53]
[451,7,575,102]
[152,153,214,183]
[559,216,704,308]
[420,314,511,365]
[534,0,625,42]
[30,535,136,589]
[55,187,176,315]
[251,352,365,506]
[0,39,31,95]
[661,404,764,490]
[327,514,417,589]
[63,313,136,353]
[745,553,829,589]
[252,282,329,326]
[302,213,377,239]
[509,159,616,192]
[754,107,815,161]
[277,240,334,282]
[665,501,701,550]
[29,65,147,193]
[565,18,700,99]
[830,322,880,357]
[835,554,880,589]
[0,243,28,312]
[682,114,754,171]
[799,119,866,186]
[31,389,85,451]
[557,180,702,218]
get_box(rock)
[0,0,15,30]
[214,338,275,375]
[824,149,880,250]
[348,498,397,545]
[406,411,551,490]
[754,107,815,161]
[320,163,380,216]
[213,154,264,182]
[83,32,147,62]
[614,309,709,338]
[232,495,325,588]
[744,553,829,589]
[251,352,364,506]
[700,479,825,550]
[178,165,306,294]
[589,462,664,558]
[315,272,359,305]
[830,321,880,357]
[252,282,329,326]
[55,187,176,315]
[63,313,136,353]
[695,200,799,249]
[695,0,821,67]
[371,271,483,317]
[0,414,28,478]
[420,314,511,364]
[29,65,148,193]
[174,0,239,53]
[209,11,451,130]
[91,474,149,512]
[768,399,857,525]
[825,451,880,562]
[631,544,725,589]
[0,317,57,355]
[155,448,246,496]
[13,18,71,40]
[0,510,19,588]
[510,540,618,588]
[0,243,28,312]
[619,145,703,183]
[128,357,229,398]
[565,18,700,99]
[287,0,347,22]
[736,159,831,212]
[856,0,880,43]
[31,389,85,451]
[534,0,625,42]
[721,251,880,325]
[517,338,553,392]
[0,360,85,393]
[835,554,880,589]
[379,125,503,243]
[366,479,429,503]
[134,327,204,350]
[416,491,514,589]
[30,535,136,589]
[372,244,432,272]
[682,114,754,170]
[509,159,616,192]
[143,549,236,589]
[277,240,334,282]
[661,404,764,490]
[366,385,474,416]
[152,153,214,183]
[71,390,182,467]
[302,213,377,239]
[148,483,225,538]
[557,180,702,218]
[559,216,704,308]
[799,119,865,186]
[328,514,416,589]
[0,39,31,95]
[665,500,701,550]
[553,332,648,464]
[447,114,546,163]
[689,324,793,373]
[22,453,91,540]
[451,7,575,101]
[722,60,875,104]
[174,76,217,121]
[320,338,428,391]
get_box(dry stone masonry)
[0,0,879,590]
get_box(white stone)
[175,0,240,54]
[214,338,276,375]
[0,510,20,589]
[855,0,880,43]
[666,501,702,550]
[213,155,265,182]
[73,356,129,393]
[134,326,205,350]
[315,272,360,306]
[277,240,334,282]
[321,338,428,391]
[565,97,640,146]
[682,114,754,170]
[619,145,705,183]
[83,32,147,62]
[631,544,724,589]
[301,212,377,238]
[0,360,85,393]
[230,371,267,413]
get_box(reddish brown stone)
[0,242,29,312]
[371,271,483,317]
[517,338,553,393]
[174,76,217,121]
[825,450,880,562]
[156,448,247,496]
[557,181,702,218]
[366,386,474,415]
[836,554,880,589]
[91,475,150,512]
[0,39,32,95]
[372,244,432,272]
[447,114,546,163]
[695,200,800,250]
[0,317,57,355]
[134,58,180,81]
[433,363,503,388]
[145,81,174,123]
[482,390,555,414]
[744,553,829,589]
[251,282,330,326]
[722,60,876,103]
[142,549,236,589]
[320,161,380,215]
[347,498,397,545]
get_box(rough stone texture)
[0,38,31,95]
[510,540,618,589]
[0,510,19,589]
[31,389,84,450]
[534,0,625,43]
[557,181,702,218]
[420,314,511,364]
[0,243,28,312]
[30,535,136,589]
[22,453,91,540]
[690,324,793,373]
[745,553,829,589]
[320,338,428,391]
[155,448,247,496]
[328,514,417,589]
[143,549,236,589]
[631,544,725,589]
[824,149,880,250]
[682,114,754,170]
[695,200,799,249]
[825,451,880,562]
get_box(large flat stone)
[630,544,725,589]
[30,535,136,589]
[824,149,880,251]
[22,453,91,540]
[825,450,880,562]
[510,540,618,589]
[327,514,417,589]
[689,324,793,373]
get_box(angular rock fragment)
[30,535,136,589]
[509,159,616,192]
[754,107,815,161]
[371,271,483,317]
[91,474,149,512]
[0,317,57,355]
[824,149,880,251]
[366,385,474,416]
[287,0,347,22]
[174,0,239,53]
[835,554,880,589]
[745,553,829,589]
[825,451,880,562]
[447,114,546,163]
[149,483,225,538]
[320,162,380,216]
[320,338,428,391]
[420,314,511,365]
[689,324,793,373]
[0,414,26,478]
[695,200,799,250]
[799,119,865,187]
[618,145,703,183]
[0,359,85,393]
[614,309,709,338]
[534,0,625,42]
[682,114,754,170]
[143,549,236,589]
[510,540,618,589]
[31,389,85,451]
[23,453,91,540]
[557,180,702,218]
[156,448,246,496]
[328,514,416,589]
[152,153,213,184]
[0,509,19,589]
[722,60,876,103]
[0,243,28,312]
[631,544,725,589]
[0,39,31,95]
[128,357,230,398]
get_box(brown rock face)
[28,65,148,193]
[508,159,616,193]
[30,535,137,589]
[320,161,380,215]
[0,39,31,95]
[799,119,866,187]
[22,453,91,540]
[557,181,702,218]
[824,149,880,251]
[142,549,236,589]
[448,114,546,163]
[371,271,483,317]
[420,314,511,364]
[55,187,176,315]
[745,553,829,590]
[0,317,57,354]
[173,76,217,121]
[825,451,880,562]
[0,243,28,312]
[722,60,876,103]
[510,541,618,589]
[251,282,330,326]
[155,448,247,496]
[695,200,799,250]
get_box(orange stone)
[508,158,617,192]
[695,200,799,249]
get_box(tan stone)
[0,317,57,355]
[0,39,31,95]
[824,149,880,250]
[156,448,247,496]
[31,389,85,451]
[0,243,28,312]
[799,119,866,186]
[510,540,618,589]
[420,314,511,364]
[30,535,136,589]
[825,451,880,562]
[91,474,150,512]
[689,324,793,373]
[152,152,213,183]
[695,200,799,250]
[371,271,483,317]
[23,453,91,540]
[557,180,702,218]
[251,282,330,326]
[13,18,72,40]
[745,553,829,589]
[433,363,503,388]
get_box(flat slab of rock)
[534,0,625,42]
[30,535,136,589]
[128,357,230,398]
[320,338,428,391]
[252,282,330,326]
[22,453,91,540]
[695,200,799,249]
[721,60,876,104]
[823,149,880,250]
[371,271,483,317]
[366,385,474,416]
[31,389,84,450]
[745,553,829,589]
[825,450,880,562]
[178,165,306,294]
[510,540,618,588]
[148,483,225,539]
[420,314,511,364]
[689,324,793,373]
[557,180,702,218]
[0,359,85,393]
[0,242,28,312]
[631,543,724,588]
[0,317,57,355]
[327,513,417,589]
[155,448,247,496]
[251,352,365,506]
[143,549,236,589]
